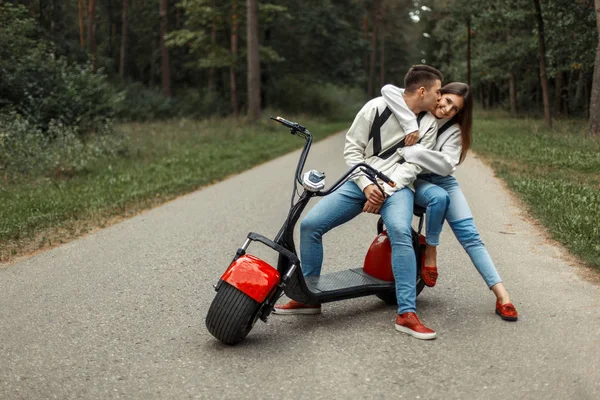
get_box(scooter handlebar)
[270,116,306,133]
[375,170,396,188]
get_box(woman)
[381,82,518,321]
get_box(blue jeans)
[414,175,502,288]
[300,181,417,314]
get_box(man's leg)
[299,181,366,276]
[380,187,436,339]
[379,187,417,313]
[274,181,365,315]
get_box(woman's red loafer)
[420,254,438,287]
[495,301,518,321]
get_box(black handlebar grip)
[376,171,396,188]
[271,116,306,132]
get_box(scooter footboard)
[221,255,281,303]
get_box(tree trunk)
[555,71,563,115]
[533,0,552,128]
[247,0,261,120]
[160,0,171,97]
[261,28,271,108]
[509,72,517,116]
[119,0,128,78]
[368,0,380,99]
[466,18,471,86]
[150,39,157,87]
[584,74,590,120]
[208,0,217,92]
[230,0,239,116]
[575,69,584,108]
[479,85,485,109]
[87,0,97,70]
[379,32,385,87]
[363,14,368,75]
[78,0,85,48]
[589,0,600,135]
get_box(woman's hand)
[404,131,419,146]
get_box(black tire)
[376,278,426,305]
[205,282,262,345]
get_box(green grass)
[472,115,600,270]
[0,115,348,261]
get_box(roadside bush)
[0,113,128,183]
[0,3,121,135]
[115,83,176,121]
[116,84,229,121]
[267,76,364,120]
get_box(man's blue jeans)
[300,181,417,314]
[414,175,503,288]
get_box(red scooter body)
[363,230,427,281]
[221,254,280,303]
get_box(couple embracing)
[274,65,518,340]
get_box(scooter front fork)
[259,263,297,322]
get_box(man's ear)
[418,87,425,99]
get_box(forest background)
[1,0,599,269]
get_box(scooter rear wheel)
[205,282,262,345]
[375,278,426,305]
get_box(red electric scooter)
[206,117,426,345]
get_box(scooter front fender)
[221,255,281,303]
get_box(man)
[274,65,443,340]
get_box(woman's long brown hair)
[441,82,472,164]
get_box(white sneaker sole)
[395,324,437,340]
[272,307,321,315]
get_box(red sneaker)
[395,312,437,340]
[495,301,518,321]
[273,300,321,315]
[421,254,438,287]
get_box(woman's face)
[434,93,464,119]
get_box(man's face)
[422,79,442,113]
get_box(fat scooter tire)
[375,278,426,305]
[205,282,262,345]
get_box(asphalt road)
[1,131,599,400]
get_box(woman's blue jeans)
[414,175,502,288]
[300,181,417,314]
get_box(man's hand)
[363,184,384,205]
[404,131,419,146]
[363,184,385,214]
[363,200,382,214]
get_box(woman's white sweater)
[381,84,462,177]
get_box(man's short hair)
[404,65,443,93]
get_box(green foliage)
[416,0,597,114]
[267,77,364,119]
[0,3,122,134]
[0,112,127,184]
[115,83,229,121]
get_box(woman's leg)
[299,181,365,276]
[434,176,513,305]
[413,179,450,267]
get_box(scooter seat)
[413,205,426,216]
